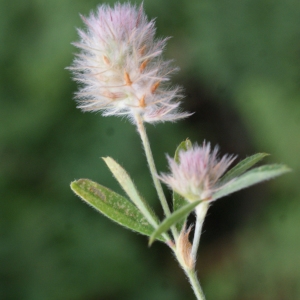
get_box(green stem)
[135,114,178,240]
[175,234,206,299]
[191,202,209,260]
[185,268,206,300]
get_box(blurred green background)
[1,0,299,299]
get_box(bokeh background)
[1,0,299,299]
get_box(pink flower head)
[69,3,190,123]
[159,142,236,202]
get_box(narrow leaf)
[103,157,159,229]
[173,139,192,231]
[71,179,165,241]
[219,153,269,185]
[213,164,291,201]
[149,200,201,246]
[173,193,187,232]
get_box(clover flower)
[69,2,190,123]
[159,142,236,202]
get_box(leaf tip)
[148,236,155,247]
[281,165,292,173]
[70,180,78,192]
[261,152,270,157]
[184,138,192,149]
[102,157,116,168]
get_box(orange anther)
[139,95,146,107]
[151,81,160,93]
[124,71,132,86]
[103,55,110,65]
[139,45,146,56]
[139,59,149,72]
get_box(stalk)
[191,202,209,260]
[135,114,178,240]
[185,268,206,300]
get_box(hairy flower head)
[69,2,190,123]
[159,142,236,202]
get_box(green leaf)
[71,179,165,242]
[102,157,160,229]
[173,193,187,232]
[149,199,201,246]
[213,164,291,201]
[174,139,193,162]
[219,153,269,185]
[172,139,192,231]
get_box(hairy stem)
[135,114,178,240]
[191,202,209,261]
[185,268,206,300]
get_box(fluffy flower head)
[159,142,236,202]
[69,2,190,123]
